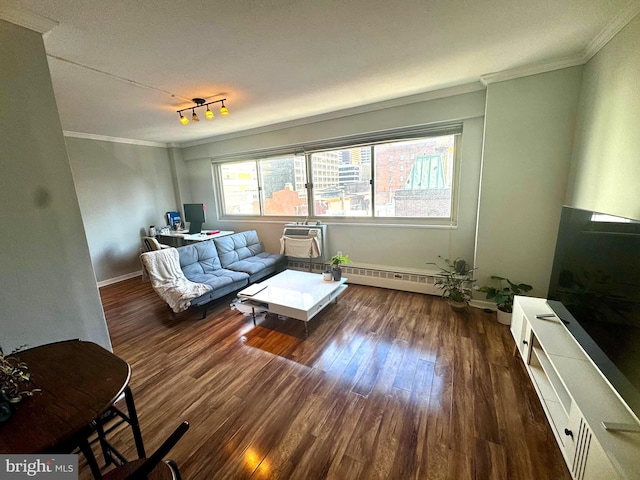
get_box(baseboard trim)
[97,271,142,287]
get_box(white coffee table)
[237,269,348,332]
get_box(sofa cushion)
[188,276,248,307]
[214,231,265,268]
[186,268,249,289]
[178,240,222,277]
[177,240,250,307]
[226,252,285,275]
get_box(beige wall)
[65,137,178,282]
[568,14,640,221]
[475,67,583,297]
[0,20,111,352]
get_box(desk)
[157,230,234,247]
[0,340,144,478]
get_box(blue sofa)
[176,230,285,317]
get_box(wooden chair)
[90,391,146,470]
[101,421,189,480]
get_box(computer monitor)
[183,203,206,234]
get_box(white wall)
[181,90,486,270]
[168,146,192,210]
[568,14,640,221]
[474,67,583,297]
[65,137,178,282]
[0,20,111,352]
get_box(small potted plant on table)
[429,257,476,311]
[330,254,350,281]
[477,276,533,325]
[0,346,40,423]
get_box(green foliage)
[331,254,350,268]
[0,345,40,403]
[477,276,533,313]
[428,256,476,304]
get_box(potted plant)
[0,345,40,423]
[429,257,476,311]
[477,276,533,325]
[330,254,350,281]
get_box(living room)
[1,1,639,479]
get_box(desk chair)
[142,236,171,252]
[101,421,189,480]
[141,237,171,281]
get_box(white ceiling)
[4,0,638,146]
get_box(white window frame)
[213,123,462,227]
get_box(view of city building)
[218,135,455,218]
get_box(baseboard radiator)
[286,260,442,295]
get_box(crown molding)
[480,54,586,86]
[0,3,58,34]
[477,2,640,87]
[179,82,486,148]
[63,131,168,148]
[583,0,640,62]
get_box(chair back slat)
[124,421,189,479]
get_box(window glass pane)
[219,161,260,215]
[374,135,455,218]
[311,147,372,217]
[260,155,308,216]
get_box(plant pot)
[448,299,467,311]
[0,391,12,423]
[332,268,342,281]
[497,308,512,325]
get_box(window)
[219,161,260,215]
[219,156,307,216]
[312,135,456,219]
[259,156,307,216]
[216,129,459,222]
[311,147,369,216]
[373,136,455,218]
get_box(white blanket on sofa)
[140,249,211,313]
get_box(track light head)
[205,106,214,120]
[179,113,189,125]
[220,100,229,116]
[192,108,199,122]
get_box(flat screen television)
[183,203,206,234]
[547,206,640,422]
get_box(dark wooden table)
[0,340,144,478]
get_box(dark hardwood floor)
[82,276,571,479]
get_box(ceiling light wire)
[46,54,192,101]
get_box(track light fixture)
[177,98,229,125]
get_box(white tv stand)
[511,296,640,480]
